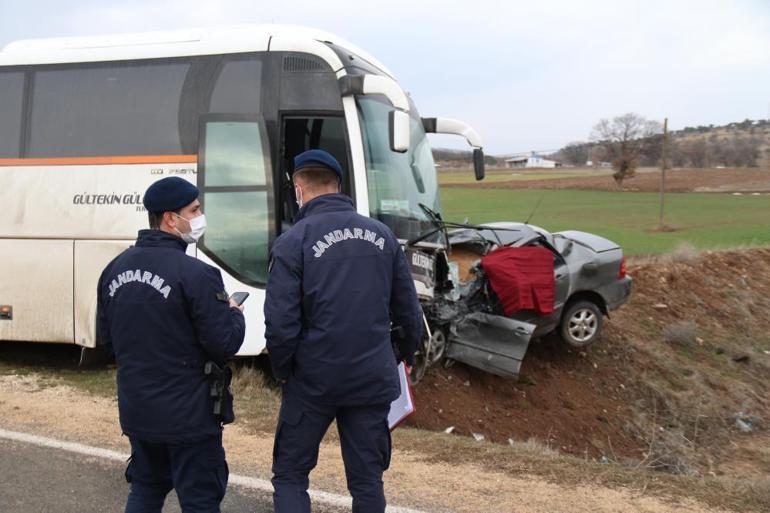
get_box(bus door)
[193,113,275,355]
[196,114,274,287]
[278,115,351,231]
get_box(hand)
[229,298,245,312]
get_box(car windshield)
[357,97,443,244]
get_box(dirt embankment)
[408,248,770,477]
[445,167,770,193]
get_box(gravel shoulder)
[0,374,740,513]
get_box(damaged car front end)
[405,217,632,384]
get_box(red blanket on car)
[480,246,555,316]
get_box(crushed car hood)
[448,222,545,251]
[449,222,619,255]
[554,230,620,253]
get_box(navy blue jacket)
[264,193,422,406]
[97,230,245,443]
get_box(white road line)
[0,427,427,513]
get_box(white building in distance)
[505,152,561,169]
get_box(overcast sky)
[1,0,768,154]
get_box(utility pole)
[659,118,669,228]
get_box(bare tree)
[732,135,762,167]
[591,113,662,186]
[588,145,607,168]
[669,139,688,168]
[709,135,762,167]
[679,139,709,168]
[640,133,664,166]
[561,141,591,166]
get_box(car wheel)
[410,328,448,385]
[559,300,603,348]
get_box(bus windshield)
[357,97,443,244]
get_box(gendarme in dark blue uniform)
[97,177,246,513]
[264,150,422,513]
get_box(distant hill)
[550,118,770,168]
[675,118,770,136]
[669,120,770,167]
[433,119,770,169]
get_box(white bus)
[0,25,485,359]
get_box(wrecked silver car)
[406,218,632,383]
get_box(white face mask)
[294,184,304,209]
[174,213,207,243]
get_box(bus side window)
[209,58,262,114]
[280,116,350,230]
[28,62,189,157]
[0,72,24,158]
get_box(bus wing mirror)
[473,148,486,181]
[422,117,485,180]
[389,110,410,153]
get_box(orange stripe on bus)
[0,155,199,166]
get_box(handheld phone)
[229,291,250,306]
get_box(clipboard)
[388,362,415,430]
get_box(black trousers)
[272,391,392,513]
[124,432,228,513]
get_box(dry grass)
[230,362,282,434]
[628,246,703,267]
[1,343,768,511]
[219,334,770,510]
[624,327,768,479]
[393,424,770,512]
[232,366,747,503]
[663,321,700,347]
[662,241,701,264]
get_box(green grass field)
[440,188,770,255]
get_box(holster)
[204,360,235,425]
[391,325,415,365]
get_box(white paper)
[388,362,415,430]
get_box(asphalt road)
[0,438,346,513]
